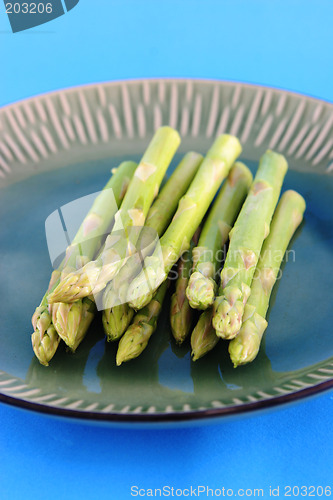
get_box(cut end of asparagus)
[281,190,306,232]
[230,161,254,188]
[264,150,288,177]
[186,271,216,310]
[155,126,181,147]
[191,310,219,361]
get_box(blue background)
[1,1,332,499]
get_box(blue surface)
[1,1,333,499]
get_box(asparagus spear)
[102,152,203,341]
[48,127,180,304]
[186,162,253,310]
[58,151,199,349]
[191,309,219,361]
[127,134,242,311]
[116,280,169,366]
[229,190,306,367]
[145,152,204,235]
[48,161,137,353]
[169,233,199,345]
[190,163,253,360]
[212,150,288,340]
[31,160,137,365]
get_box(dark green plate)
[0,79,332,425]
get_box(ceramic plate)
[0,79,332,425]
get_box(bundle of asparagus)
[228,190,306,367]
[108,133,242,364]
[126,134,242,310]
[30,126,305,371]
[212,150,288,339]
[190,190,306,364]
[171,161,253,349]
[48,127,180,304]
[31,160,137,365]
[102,152,203,342]
[190,162,253,360]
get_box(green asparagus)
[52,297,95,352]
[145,152,204,235]
[191,309,219,361]
[212,150,288,339]
[186,162,253,310]
[116,280,169,366]
[229,190,306,367]
[102,152,203,341]
[51,258,96,353]
[127,134,242,311]
[190,163,253,359]
[48,127,180,304]
[169,233,199,345]
[31,270,62,366]
[31,160,137,365]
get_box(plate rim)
[1,379,332,424]
[1,77,333,424]
[1,77,333,112]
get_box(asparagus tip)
[191,351,199,362]
[186,272,216,310]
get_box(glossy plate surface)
[0,79,332,424]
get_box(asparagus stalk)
[191,309,219,361]
[229,190,306,367]
[57,148,198,350]
[31,160,137,365]
[212,150,288,339]
[127,134,242,311]
[102,152,203,341]
[49,161,137,351]
[186,162,253,310]
[48,127,180,304]
[190,163,253,360]
[145,152,204,235]
[169,232,199,345]
[116,280,169,366]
